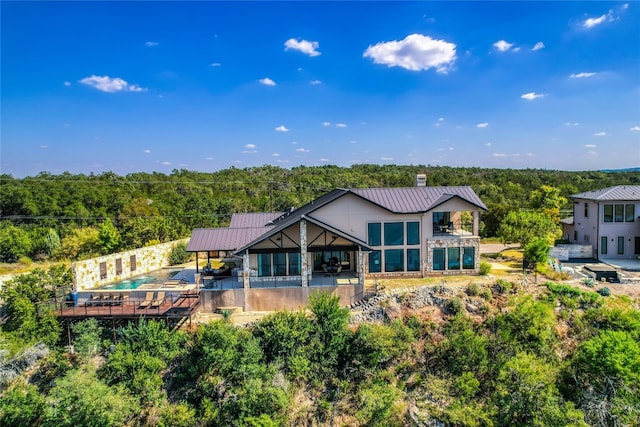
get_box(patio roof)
[186,226,273,252]
[229,212,285,228]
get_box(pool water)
[99,269,180,290]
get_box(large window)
[407,249,420,271]
[601,236,608,255]
[368,223,381,246]
[273,253,287,276]
[433,248,445,271]
[384,222,404,246]
[385,249,404,272]
[258,253,271,276]
[288,253,301,275]
[463,247,475,269]
[618,237,625,255]
[369,250,381,273]
[604,204,636,222]
[447,247,460,270]
[407,222,420,245]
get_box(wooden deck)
[53,291,201,320]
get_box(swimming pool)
[99,269,181,290]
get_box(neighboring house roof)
[349,186,488,213]
[186,227,274,252]
[229,212,284,228]
[570,185,640,202]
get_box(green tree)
[97,218,122,255]
[44,366,138,427]
[0,222,32,262]
[59,227,100,259]
[493,352,587,426]
[71,318,103,360]
[523,238,550,282]
[497,210,558,246]
[0,380,46,427]
[308,291,351,376]
[529,185,567,223]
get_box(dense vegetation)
[1,266,639,426]
[1,165,639,263]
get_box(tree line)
[1,165,638,263]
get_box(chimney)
[415,173,427,187]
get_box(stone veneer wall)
[72,239,189,291]
[425,237,481,275]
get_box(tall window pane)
[601,237,608,255]
[384,222,404,245]
[463,247,475,269]
[384,249,404,272]
[447,247,460,270]
[368,223,381,246]
[407,222,420,245]
[288,253,301,275]
[258,254,271,276]
[369,250,381,273]
[433,248,445,270]
[273,253,286,276]
[618,237,625,255]
[603,205,613,222]
[614,204,624,222]
[407,249,420,271]
[625,204,635,222]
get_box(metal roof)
[229,212,284,228]
[570,185,640,201]
[349,186,488,212]
[186,226,273,252]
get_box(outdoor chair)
[139,292,155,309]
[150,291,165,309]
[88,294,102,306]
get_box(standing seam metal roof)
[570,185,640,201]
[349,186,487,212]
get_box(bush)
[493,279,513,294]
[465,283,480,296]
[168,242,190,265]
[582,277,596,288]
[448,298,464,315]
[479,261,491,275]
[597,287,611,297]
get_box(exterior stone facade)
[72,239,188,291]
[425,237,481,275]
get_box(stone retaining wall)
[72,239,188,291]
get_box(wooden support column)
[300,219,309,287]
[242,253,250,289]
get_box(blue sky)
[2,1,639,178]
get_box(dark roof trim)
[429,193,488,212]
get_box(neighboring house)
[187,184,487,311]
[562,185,640,260]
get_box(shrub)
[582,277,596,288]
[168,242,190,265]
[465,283,480,297]
[597,287,611,297]
[479,261,492,275]
[448,298,464,315]
[493,279,513,294]
[480,289,492,301]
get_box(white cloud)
[319,158,330,162]
[476,122,489,128]
[532,42,545,51]
[484,142,492,147]
[521,92,545,100]
[310,80,322,85]
[493,40,515,52]
[205,157,214,161]
[493,153,508,157]
[39,145,48,149]
[284,38,321,56]
[593,131,607,136]
[380,156,394,161]
[272,153,280,157]
[210,62,222,67]
[350,140,357,144]
[322,122,331,127]
[161,161,172,165]
[363,33,457,73]
[335,123,347,128]
[296,148,309,153]
[245,144,256,149]
[438,117,445,122]
[586,151,597,155]
[259,77,276,86]
[64,81,71,86]
[564,122,579,126]
[570,72,597,78]
[79,75,146,93]
[585,144,597,148]
[144,149,151,154]
[630,126,640,131]
[583,14,608,29]
[275,125,289,132]
[145,41,159,47]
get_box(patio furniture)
[139,292,155,308]
[150,291,165,309]
[88,294,102,306]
